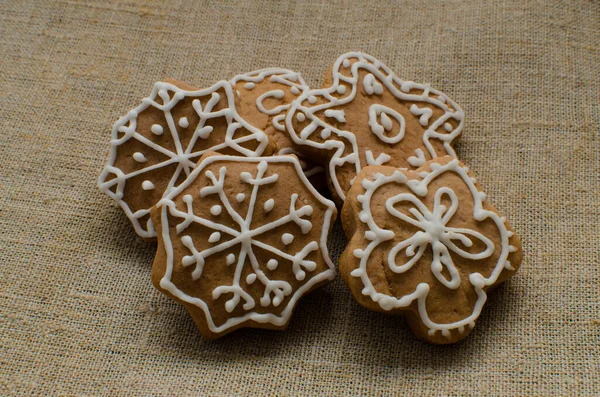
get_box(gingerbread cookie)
[231,69,325,187]
[151,152,336,339]
[286,52,464,204]
[340,156,523,344]
[98,79,275,239]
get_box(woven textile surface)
[1,0,598,395]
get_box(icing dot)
[198,126,213,139]
[337,85,346,94]
[342,59,350,67]
[266,259,278,270]
[226,253,236,265]
[281,233,294,245]
[444,122,453,132]
[244,82,256,90]
[296,112,306,122]
[210,205,222,215]
[308,95,317,104]
[208,232,221,243]
[132,152,147,162]
[321,129,331,139]
[178,117,189,128]
[290,86,300,95]
[151,124,164,135]
[246,273,257,284]
[141,180,155,190]
[236,193,245,202]
[264,198,275,212]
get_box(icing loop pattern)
[286,52,465,201]
[350,159,518,338]
[98,80,271,238]
[157,155,336,333]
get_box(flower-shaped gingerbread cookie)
[151,152,336,339]
[98,79,274,239]
[286,52,464,203]
[340,156,523,344]
[231,69,325,186]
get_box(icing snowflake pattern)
[157,156,336,333]
[351,159,518,338]
[98,80,271,238]
[285,52,465,201]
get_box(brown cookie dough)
[231,69,326,190]
[98,79,275,239]
[151,151,337,339]
[286,52,464,205]
[340,156,523,344]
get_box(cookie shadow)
[145,287,337,360]
[338,281,526,372]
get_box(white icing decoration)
[285,52,464,201]
[264,198,275,212]
[444,122,453,132]
[142,180,155,190]
[156,155,336,332]
[226,253,236,265]
[281,233,294,245]
[178,117,189,128]
[208,232,221,243]
[277,147,325,180]
[363,73,383,95]
[256,90,285,115]
[410,104,433,126]
[229,68,325,183]
[296,112,306,122]
[368,105,405,144]
[324,109,346,123]
[267,259,279,270]
[151,124,164,135]
[236,193,245,202]
[210,205,222,216]
[308,95,317,104]
[350,159,513,338]
[98,80,271,238]
[133,152,147,163]
[408,148,427,167]
[231,68,307,118]
[365,150,391,166]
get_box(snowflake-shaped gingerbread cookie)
[98,79,274,239]
[231,69,325,186]
[286,52,465,203]
[340,156,523,344]
[151,152,336,339]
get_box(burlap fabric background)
[1,0,598,395]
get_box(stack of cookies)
[99,52,523,344]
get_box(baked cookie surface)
[151,152,336,339]
[286,52,464,204]
[340,156,523,344]
[98,79,274,239]
[231,69,325,187]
